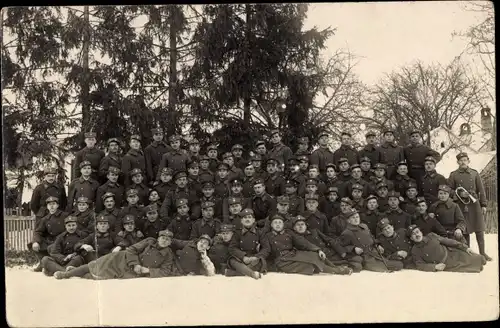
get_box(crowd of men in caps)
[27,127,492,280]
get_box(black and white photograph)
[2,2,498,326]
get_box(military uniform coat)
[263,172,285,197]
[144,141,173,182]
[358,145,383,167]
[154,181,176,202]
[429,199,467,233]
[227,166,245,183]
[121,149,147,187]
[310,147,334,174]
[126,183,150,206]
[98,152,122,182]
[403,144,441,183]
[95,181,125,212]
[160,187,200,221]
[67,177,100,212]
[377,142,404,179]
[419,170,448,207]
[214,178,230,199]
[228,226,270,272]
[222,194,250,221]
[30,182,68,219]
[329,213,349,237]
[32,210,69,250]
[287,172,307,196]
[333,145,360,167]
[198,169,215,185]
[170,239,209,275]
[222,215,243,230]
[294,229,346,260]
[377,228,413,267]
[351,198,366,214]
[361,210,384,236]
[380,208,412,236]
[200,196,223,219]
[167,214,193,240]
[158,149,190,174]
[324,178,345,198]
[72,209,95,234]
[321,200,341,220]
[209,238,232,273]
[73,147,105,180]
[118,204,145,230]
[301,210,330,234]
[412,212,447,237]
[368,177,395,195]
[97,208,121,232]
[393,174,416,196]
[142,219,168,239]
[50,230,88,265]
[115,230,144,248]
[242,176,258,197]
[401,197,419,216]
[377,196,390,213]
[338,171,352,183]
[75,231,119,259]
[268,142,293,167]
[251,193,277,228]
[344,179,369,199]
[190,218,222,240]
[287,194,305,216]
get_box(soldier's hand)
[112,246,121,253]
[435,263,446,271]
[318,250,326,260]
[82,244,94,252]
[466,248,474,255]
[249,257,260,266]
[354,247,363,255]
[63,254,74,262]
[133,265,142,275]
[397,250,408,258]
[454,229,463,239]
[137,231,144,238]
[482,207,487,216]
[140,266,150,274]
[377,245,384,254]
[340,252,347,258]
[243,256,252,264]
[32,242,40,252]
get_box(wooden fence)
[4,215,36,251]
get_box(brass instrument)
[455,186,478,205]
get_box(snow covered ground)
[6,234,499,326]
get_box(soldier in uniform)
[324,163,345,198]
[393,161,417,196]
[408,225,484,273]
[310,131,334,176]
[411,197,447,237]
[360,157,375,182]
[337,157,352,183]
[368,163,394,195]
[214,162,231,198]
[419,156,447,208]
[167,198,193,241]
[322,186,341,219]
[295,136,310,159]
[144,128,173,184]
[349,183,366,214]
[95,166,124,212]
[72,196,95,235]
[200,181,223,219]
[380,191,412,236]
[142,204,167,239]
[75,215,121,263]
[377,218,414,269]
[358,131,383,166]
[155,167,175,201]
[147,189,162,209]
[329,197,355,237]
[333,132,359,167]
[160,171,200,222]
[272,195,295,229]
[302,194,330,234]
[251,178,277,231]
[401,181,419,215]
[377,128,405,179]
[375,181,390,213]
[250,154,265,178]
[67,161,100,212]
[171,234,217,276]
[121,135,146,188]
[222,178,250,221]
[199,155,215,184]
[190,201,222,240]
[298,154,310,176]
[31,167,67,222]
[222,152,244,182]
[403,130,441,185]
[231,144,246,170]
[361,194,384,236]
[98,192,122,232]
[254,140,268,168]
[99,138,122,185]
[188,138,201,163]
[186,160,202,197]
[344,164,369,198]
[158,135,189,174]
[429,185,468,245]
[264,158,286,197]
[268,129,293,170]
[222,197,243,229]
[308,165,327,195]
[118,189,146,231]
[114,214,145,250]
[208,223,235,274]
[286,157,307,196]
[73,131,105,181]
[127,168,150,206]
[206,144,220,172]
[283,179,305,216]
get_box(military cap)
[345,208,359,219]
[151,127,163,134]
[230,178,242,186]
[374,163,387,170]
[102,192,115,201]
[298,155,309,162]
[409,130,422,137]
[327,186,339,194]
[269,214,285,223]
[397,161,408,167]
[169,135,181,142]
[365,131,377,138]
[129,168,142,177]
[126,189,138,197]
[338,157,349,164]
[43,167,57,175]
[376,181,389,189]
[202,181,215,189]
[187,161,199,169]
[145,204,158,213]
[291,215,307,226]
[456,152,469,161]
[107,137,120,146]
[360,157,371,163]
[287,157,300,165]
[306,178,318,186]
[341,131,352,137]
[46,196,59,204]
[325,163,337,170]
[199,155,210,162]
[350,164,361,170]
[207,144,218,151]
[351,183,363,191]
[366,194,378,202]
[176,198,189,207]
[387,190,400,198]
[438,185,451,193]
[407,181,418,190]
[308,164,320,171]
[122,214,136,225]
[305,194,319,201]
[382,128,395,135]
[84,132,97,138]
[277,195,290,204]
[265,157,279,165]
[424,156,436,164]
[158,229,174,238]
[219,223,235,232]
[269,129,280,137]
[76,196,92,204]
[243,160,254,168]
[201,201,215,209]
[253,178,265,186]
[96,215,109,223]
[416,197,426,205]
[238,208,255,217]
[159,167,173,175]
[189,138,199,145]
[284,179,298,187]
[340,197,353,205]
[217,162,229,170]
[231,144,244,151]
[222,152,233,160]
[407,224,420,238]
[198,234,213,246]
[64,215,78,224]
[318,131,330,139]
[251,153,262,161]
[255,140,266,148]
[174,170,188,180]
[79,160,92,169]
[227,197,241,205]
[108,166,121,175]
[298,136,309,144]
[377,218,391,230]
[130,134,141,142]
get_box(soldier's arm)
[74,233,94,251]
[49,234,67,264]
[149,248,176,278]
[30,186,42,215]
[189,221,200,240]
[453,205,467,232]
[475,172,487,207]
[66,181,76,212]
[318,230,346,255]
[228,233,247,260]
[256,232,271,259]
[339,232,355,253]
[309,151,320,167]
[291,233,321,252]
[411,248,439,272]
[432,217,448,237]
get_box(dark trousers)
[41,255,85,275]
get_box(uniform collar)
[96,231,110,238]
[107,181,120,187]
[242,226,257,235]
[395,174,410,181]
[154,242,172,256]
[79,176,92,183]
[176,214,190,221]
[458,167,471,174]
[105,207,118,214]
[151,141,167,148]
[43,181,56,188]
[272,229,285,235]
[387,207,403,214]
[382,141,398,148]
[253,193,269,201]
[424,170,436,178]
[76,209,91,217]
[48,209,62,216]
[364,144,376,151]
[201,218,215,227]
[340,144,352,150]
[128,148,143,156]
[442,198,454,208]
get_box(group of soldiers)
[28,127,492,280]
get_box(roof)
[436,149,496,178]
[429,125,481,154]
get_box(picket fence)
[4,214,36,251]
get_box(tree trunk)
[168,5,178,135]
[81,6,91,133]
[243,4,252,129]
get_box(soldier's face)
[347,213,360,226]
[367,199,378,210]
[319,135,328,145]
[178,204,189,215]
[109,142,119,153]
[271,134,280,144]
[208,150,217,158]
[361,162,371,171]
[202,188,214,197]
[299,161,309,170]
[127,195,139,205]
[176,177,188,188]
[188,166,199,176]
[340,203,351,213]
[298,143,308,151]
[160,173,172,182]
[253,183,265,195]
[157,236,172,248]
[388,197,399,208]
[241,215,255,227]
[417,202,427,214]
[108,172,119,182]
[202,207,214,218]
[406,188,417,199]
[47,202,59,213]
[189,143,200,153]
[366,136,376,144]
[397,166,408,175]
[200,160,209,169]
[147,211,158,221]
[45,173,56,183]
[232,149,243,158]
[65,222,78,233]
[77,202,89,212]
[458,157,469,168]
[285,186,297,194]
[277,203,289,213]
[124,222,135,232]
[410,133,421,143]
[305,200,318,211]
[197,239,210,252]
[294,221,307,234]
[132,174,143,184]
[104,198,115,208]
[308,169,319,178]
[410,228,423,242]
[375,169,385,177]
[81,166,92,176]
[229,203,242,214]
[252,160,262,168]
[231,185,243,194]
[424,161,435,171]
[149,191,160,202]
[438,190,449,201]
[171,140,181,149]
[85,137,96,147]
[305,185,317,194]
[341,135,351,145]
[153,133,163,142]
[352,189,363,199]
[97,222,109,233]
[244,166,255,176]
[130,139,141,149]
[384,133,395,142]
[351,168,362,179]
[218,168,228,178]
[256,145,266,154]
[327,193,338,202]
[223,157,234,167]
[289,164,299,173]
[271,219,284,232]
[339,162,349,171]
[381,225,394,237]
[266,163,277,173]
[220,231,234,242]
[377,188,388,197]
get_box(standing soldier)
[333,132,359,167]
[254,140,268,168]
[310,131,334,177]
[95,166,124,213]
[377,128,405,180]
[251,178,277,230]
[99,138,122,185]
[160,171,200,222]
[264,158,286,197]
[448,152,491,261]
[126,168,150,206]
[72,131,105,182]
[158,135,189,174]
[297,154,310,176]
[419,156,447,208]
[121,135,146,188]
[337,158,352,183]
[286,157,307,197]
[198,155,215,184]
[343,164,370,199]
[403,130,441,185]
[67,161,100,212]
[250,153,265,178]
[358,131,383,166]
[268,129,293,170]
[222,152,244,182]
[360,157,375,183]
[188,138,201,163]
[31,167,68,222]
[295,136,310,159]
[231,144,246,170]
[393,161,417,196]
[206,144,220,173]
[144,127,172,185]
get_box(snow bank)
[6,235,499,326]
